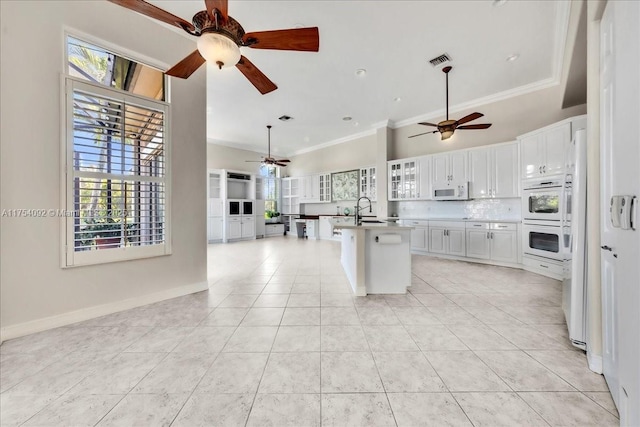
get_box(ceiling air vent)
[429,53,452,67]
[278,115,293,121]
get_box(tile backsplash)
[391,198,521,221]
[302,201,377,216]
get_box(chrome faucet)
[355,196,372,225]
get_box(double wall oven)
[522,177,569,261]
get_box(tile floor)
[0,237,619,426]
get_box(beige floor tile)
[253,294,290,308]
[519,392,620,426]
[258,352,320,393]
[280,307,320,325]
[322,393,396,427]
[452,392,549,427]
[321,326,369,351]
[321,307,361,325]
[196,352,268,393]
[387,392,472,427]
[222,327,278,352]
[526,350,609,391]
[272,326,321,352]
[321,352,384,393]
[447,324,517,350]
[22,394,124,427]
[424,351,510,392]
[373,352,446,392]
[362,326,419,351]
[96,393,189,426]
[240,308,285,326]
[172,394,253,427]
[247,394,320,427]
[405,325,468,351]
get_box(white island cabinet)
[332,221,413,296]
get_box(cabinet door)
[466,230,491,259]
[490,231,518,263]
[319,173,331,202]
[210,217,223,240]
[520,134,543,179]
[403,159,418,199]
[209,198,223,216]
[360,168,369,198]
[543,123,571,176]
[447,229,466,256]
[241,217,255,238]
[410,227,427,251]
[432,154,449,187]
[493,143,519,198]
[449,151,468,182]
[368,167,377,201]
[468,148,491,198]
[388,162,402,200]
[429,228,447,253]
[418,156,431,199]
[227,218,242,239]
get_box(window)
[259,165,280,216]
[63,38,170,267]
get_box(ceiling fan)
[108,0,319,94]
[409,66,492,140]
[246,125,291,167]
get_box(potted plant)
[79,220,125,250]
[265,210,281,223]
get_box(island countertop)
[329,219,414,230]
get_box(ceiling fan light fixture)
[197,33,241,69]
[440,130,454,140]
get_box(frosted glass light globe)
[197,33,241,69]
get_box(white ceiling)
[148,1,570,156]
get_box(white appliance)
[562,129,587,350]
[522,177,566,222]
[523,220,563,261]
[433,182,469,200]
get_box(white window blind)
[64,78,171,266]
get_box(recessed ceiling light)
[492,0,507,6]
[342,116,352,121]
[506,54,520,62]
[355,69,367,77]
[394,97,402,102]
[278,115,293,121]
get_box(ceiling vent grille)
[278,115,293,121]
[429,53,452,67]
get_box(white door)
[429,228,446,253]
[468,148,490,198]
[432,154,449,187]
[520,134,543,179]
[449,151,468,182]
[601,2,640,423]
[447,229,466,256]
[466,230,490,259]
[410,227,427,251]
[490,231,518,263]
[543,123,571,176]
[493,143,519,198]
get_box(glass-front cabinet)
[388,159,419,200]
[319,173,331,202]
[359,166,376,201]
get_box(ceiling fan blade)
[274,162,288,167]
[166,50,206,79]
[236,56,277,94]
[245,160,263,162]
[418,122,439,127]
[277,159,291,163]
[243,27,319,52]
[107,0,195,31]
[408,131,438,139]
[205,0,228,21]
[457,123,492,130]
[456,112,484,125]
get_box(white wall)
[287,133,377,176]
[0,1,207,339]
[207,142,264,173]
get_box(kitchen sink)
[360,220,385,224]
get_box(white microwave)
[433,182,470,201]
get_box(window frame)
[61,76,172,268]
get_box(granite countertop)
[397,217,521,223]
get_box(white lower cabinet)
[265,223,285,237]
[428,221,466,256]
[465,222,518,264]
[227,217,242,240]
[241,216,255,238]
[401,220,429,251]
[208,217,223,241]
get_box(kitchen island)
[331,220,414,296]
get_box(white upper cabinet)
[359,167,376,201]
[469,142,519,199]
[432,151,468,188]
[319,173,331,202]
[520,122,571,179]
[388,158,420,200]
[301,173,331,204]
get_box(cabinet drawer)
[523,256,563,275]
[428,221,465,229]
[404,220,429,227]
[466,222,489,229]
[490,223,517,231]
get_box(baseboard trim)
[0,281,209,343]
[587,351,603,374]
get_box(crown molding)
[372,119,394,129]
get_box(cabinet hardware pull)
[491,232,494,239]
[601,245,613,251]
[543,165,546,173]
[539,264,549,268]
[487,232,490,238]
